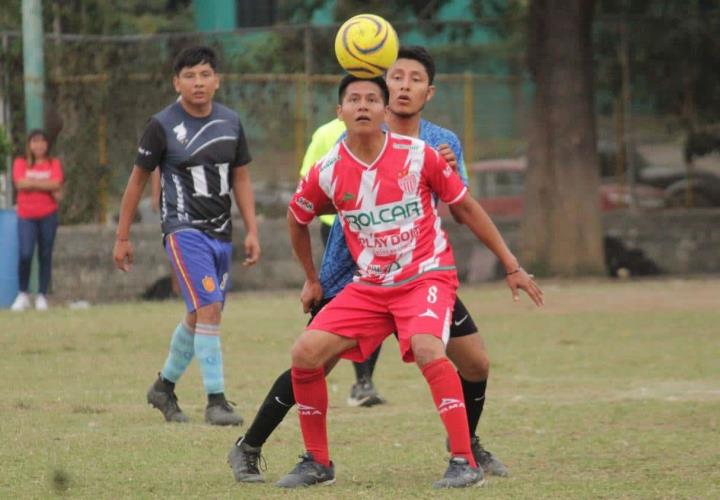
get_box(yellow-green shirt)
[299,118,347,226]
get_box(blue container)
[0,209,19,308]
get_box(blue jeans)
[17,212,59,295]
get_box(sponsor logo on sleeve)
[295,196,315,213]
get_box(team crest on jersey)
[202,275,216,292]
[173,122,188,144]
[398,172,419,194]
[443,165,453,178]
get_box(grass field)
[1,278,719,499]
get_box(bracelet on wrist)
[116,236,129,242]
[506,267,522,276]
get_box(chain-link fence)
[1,16,717,223]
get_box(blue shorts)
[164,230,232,312]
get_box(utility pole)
[22,0,45,132]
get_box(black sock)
[460,374,487,437]
[366,344,382,378]
[243,369,295,448]
[353,345,382,382]
[208,392,225,405]
[159,375,175,391]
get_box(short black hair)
[173,46,218,75]
[338,74,390,105]
[397,45,436,84]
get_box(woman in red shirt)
[10,129,64,311]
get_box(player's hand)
[113,239,134,272]
[243,232,260,267]
[506,267,544,307]
[300,279,323,314]
[438,143,458,172]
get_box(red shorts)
[308,271,458,363]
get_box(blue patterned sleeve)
[447,134,469,188]
[318,218,357,298]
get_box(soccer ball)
[334,14,399,78]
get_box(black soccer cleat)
[205,395,243,426]
[432,456,484,489]
[445,435,510,477]
[228,436,265,483]
[146,374,189,423]
[471,436,509,477]
[346,378,386,408]
[276,452,335,488]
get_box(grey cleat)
[346,378,386,407]
[471,436,509,477]
[228,436,265,483]
[432,456,484,489]
[146,375,189,423]
[276,453,335,488]
[205,396,243,426]
[446,435,509,477]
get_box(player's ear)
[426,84,436,104]
[214,72,221,90]
[336,103,343,120]
[173,75,180,94]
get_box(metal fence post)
[463,71,474,164]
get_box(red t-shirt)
[12,156,64,219]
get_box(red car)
[469,157,667,217]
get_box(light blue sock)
[194,323,224,395]
[160,321,195,383]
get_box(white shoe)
[35,294,49,311]
[10,292,31,312]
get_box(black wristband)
[506,268,522,276]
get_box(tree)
[521,0,605,276]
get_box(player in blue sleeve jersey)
[229,46,519,482]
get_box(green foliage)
[0,125,12,171]
[333,0,452,21]
[595,1,720,128]
[0,0,193,35]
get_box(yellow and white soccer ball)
[334,14,399,78]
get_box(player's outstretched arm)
[232,166,261,266]
[451,193,544,306]
[287,211,323,313]
[113,166,152,272]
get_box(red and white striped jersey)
[289,132,468,286]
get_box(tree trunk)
[522,0,605,276]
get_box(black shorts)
[309,295,477,338]
[449,296,478,338]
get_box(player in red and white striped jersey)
[279,74,542,489]
[290,131,466,286]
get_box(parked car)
[469,157,667,217]
[598,143,720,207]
